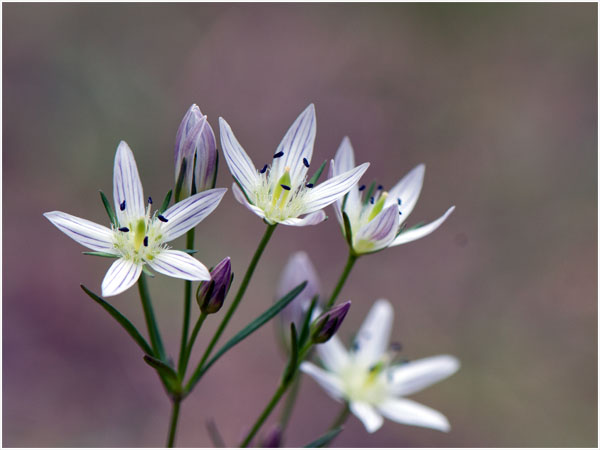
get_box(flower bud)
[174,104,218,198]
[260,424,282,448]
[310,301,351,344]
[276,252,321,331]
[197,257,232,314]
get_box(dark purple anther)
[143,236,148,247]
[397,198,401,205]
[305,183,314,188]
[118,227,129,232]
[148,196,153,204]
[273,151,284,158]
[158,215,168,222]
[377,185,383,190]
[120,200,126,211]
[260,164,268,174]
[358,185,366,191]
[303,158,310,168]
[280,184,291,191]
[370,197,374,204]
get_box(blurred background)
[3,3,597,447]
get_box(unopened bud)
[197,257,232,314]
[311,301,351,344]
[260,424,282,448]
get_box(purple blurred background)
[3,3,597,447]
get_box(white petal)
[327,160,344,227]
[231,182,267,221]
[101,258,142,297]
[160,188,227,241]
[332,136,356,175]
[271,104,316,184]
[385,164,425,222]
[219,117,259,193]
[353,205,399,254]
[377,398,450,432]
[113,141,145,226]
[388,355,460,397]
[350,401,385,433]
[303,162,369,215]
[316,335,350,372]
[331,139,362,228]
[390,206,455,247]
[353,299,394,367]
[147,250,211,281]
[278,210,327,227]
[194,119,218,192]
[44,211,114,252]
[300,362,345,401]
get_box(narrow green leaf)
[283,323,298,383]
[233,176,253,204]
[304,427,343,447]
[186,281,307,393]
[143,355,179,382]
[82,251,119,259]
[174,157,187,202]
[298,297,318,348]
[362,181,377,205]
[80,285,154,356]
[99,190,118,227]
[308,160,327,185]
[342,211,354,248]
[158,189,173,215]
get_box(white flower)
[331,137,455,254]
[301,299,459,433]
[44,141,227,297]
[220,104,369,226]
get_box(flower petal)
[232,182,267,221]
[278,210,327,227]
[147,250,211,281]
[270,104,316,185]
[316,335,350,372]
[303,162,369,215]
[160,188,227,241]
[387,355,460,397]
[353,205,400,254]
[300,362,345,401]
[219,117,259,194]
[385,164,425,222]
[390,206,455,247]
[353,299,394,367]
[194,119,218,192]
[101,258,142,297]
[350,401,385,433]
[44,211,114,252]
[377,398,451,432]
[113,141,145,226]
[331,138,362,228]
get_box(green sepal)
[143,355,179,383]
[142,265,155,278]
[99,190,118,227]
[158,189,173,215]
[174,157,188,202]
[308,160,327,185]
[282,323,299,383]
[304,427,343,447]
[180,249,198,255]
[232,176,253,204]
[362,181,377,205]
[82,251,119,259]
[342,211,354,249]
[80,285,154,356]
[185,281,307,394]
[298,296,318,348]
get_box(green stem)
[240,381,288,447]
[279,375,302,432]
[326,252,358,309]
[180,312,207,377]
[138,272,165,359]
[166,399,181,448]
[196,224,277,373]
[329,403,351,430]
[177,229,195,375]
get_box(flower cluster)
[44,103,458,447]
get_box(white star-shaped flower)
[331,137,455,254]
[220,104,369,226]
[44,141,227,297]
[301,299,460,433]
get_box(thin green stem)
[196,224,277,373]
[279,375,302,432]
[166,399,181,448]
[326,252,358,308]
[240,381,288,447]
[138,272,165,359]
[329,403,351,430]
[177,229,195,375]
[180,312,207,377]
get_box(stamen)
[305,183,314,188]
[273,151,284,158]
[271,167,292,208]
[143,236,149,247]
[118,227,129,232]
[399,211,402,215]
[397,198,401,205]
[158,215,168,222]
[280,184,291,191]
[358,185,366,191]
[377,185,383,190]
[120,200,126,211]
[259,164,268,174]
[370,197,374,204]
[148,196,153,204]
[303,158,310,168]
[368,192,388,221]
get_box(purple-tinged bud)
[260,424,282,448]
[311,301,351,344]
[197,257,232,314]
[174,104,218,198]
